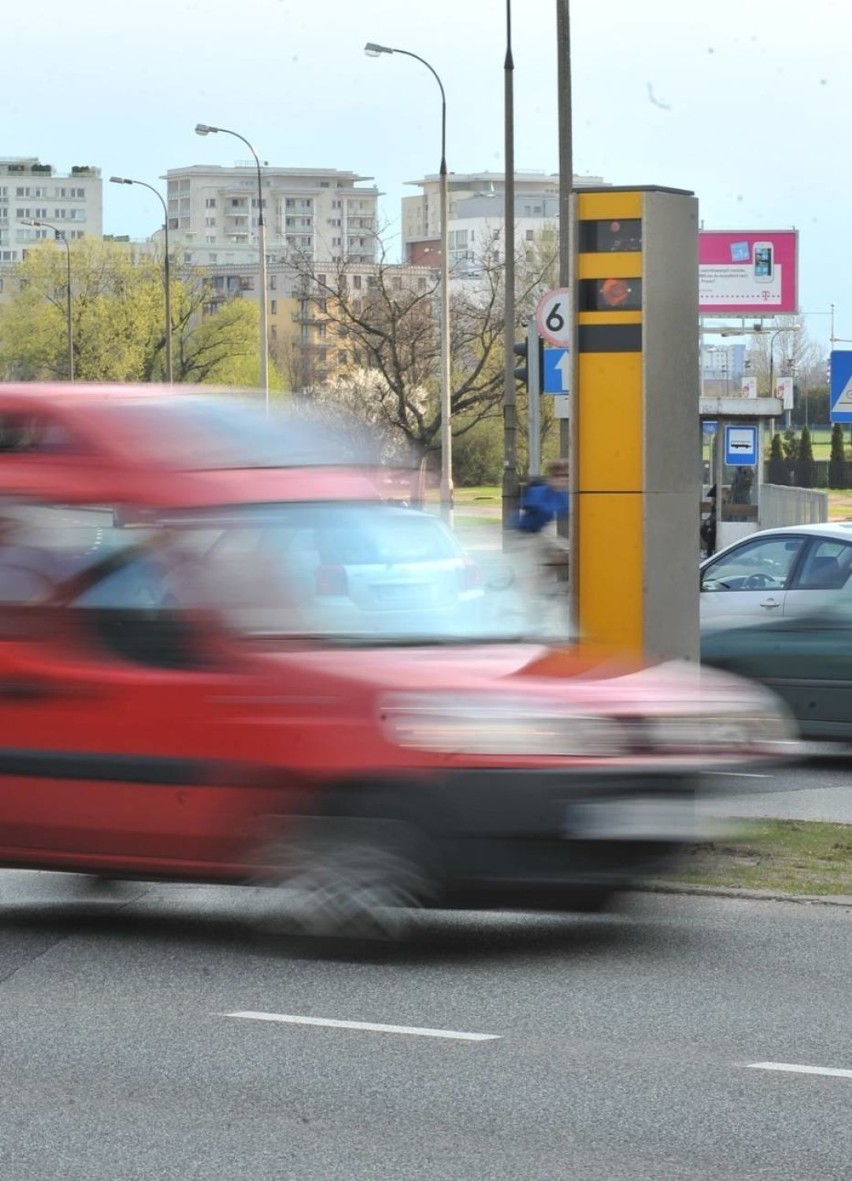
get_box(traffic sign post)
[535,288,572,347]
[542,347,571,394]
[830,351,852,423]
[724,425,758,467]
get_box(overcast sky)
[5,0,845,348]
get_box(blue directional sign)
[830,350,852,423]
[724,424,758,467]
[702,421,717,436]
[542,347,571,394]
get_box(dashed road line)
[748,1062,852,1080]
[222,1010,500,1042]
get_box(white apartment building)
[402,170,607,268]
[0,158,103,262]
[164,165,380,267]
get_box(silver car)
[700,521,852,628]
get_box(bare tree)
[747,315,826,394]
[287,229,559,455]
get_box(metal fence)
[760,483,828,530]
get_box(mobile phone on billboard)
[753,242,774,282]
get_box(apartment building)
[0,158,103,262]
[164,165,380,268]
[198,257,437,391]
[402,170,607,269]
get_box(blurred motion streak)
[0,383,800,941]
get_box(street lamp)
[768,324,801,399]
[365,41,453,520]
[195,123,269,409]
[19,218,73,380]
[110,176,173,383]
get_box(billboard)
[698,230,798,316]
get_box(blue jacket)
[514,481,569,534]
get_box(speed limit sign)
[535,288,572,347]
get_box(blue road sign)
[702,421,717,435]
[830,351,852,423]
[542,347,571,394]
[724,424,758,467]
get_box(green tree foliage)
[452,412,503,486]
[828,422,848,489]
[768,432,789,485]
[795,423,815,488]
[0,239,277,387]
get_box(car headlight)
[379,694,628,757]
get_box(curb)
[634,881,852,908]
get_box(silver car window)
[701,536,805,592]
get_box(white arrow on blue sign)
[830,351,852,423]
[542,347,571,394]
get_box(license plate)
[566,797,696,841]
[374,583,434,606]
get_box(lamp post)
[365,41,453,520]
[20,217,73,380]
[195,123,269,409]
[110,176,173,383]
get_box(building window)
[205,217,216,227]
[69,209,86,221]
[15,209,30,219]
[72,188,85,199]
[270,300,278,314]
[205,236,216,243]
[526,229,535,241]
[16,188,31,198]
[205,198,216,208]
[353,275,362,290]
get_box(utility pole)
[556,0,575,572]
[501,0,518,531]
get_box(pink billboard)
[698,230,798,315]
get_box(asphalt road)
[701,751,852,824]
[2,872,851,1180]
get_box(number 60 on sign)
[535,288,572,347]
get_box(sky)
[5,0,848,350]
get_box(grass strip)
[669,819,852,896]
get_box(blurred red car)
[0,386,796,937]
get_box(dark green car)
[701,608,852,741]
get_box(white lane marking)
[222,1010,500,1042]
[748,1062,852,1080]
[708,772,771,779]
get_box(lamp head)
[109,176,133,185]
[195,123,217,136]
[364,42,392,57]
